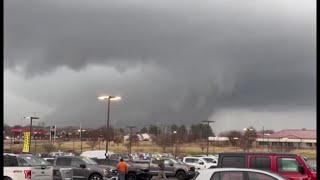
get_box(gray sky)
[4,0,316,132]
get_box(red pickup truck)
[217,152,316,180]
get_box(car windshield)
[82,156,98,165]
[19,155,51,166]
[203,158,215,163]
[169,158,179,164]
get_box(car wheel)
[89,174,103,180]
[4,177,13,180]
[126,173,137,180]
[176,170,186,180]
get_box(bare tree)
[200,142,206,153]
[44,141,56,153]
[56,140,64,149]
[225,130,242,146]
[113,136,123,146]
[156,134,169,153]
[87,138,98,150]
[131,134,140,145]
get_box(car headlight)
[109,169,118,174]
[102,169,109,176]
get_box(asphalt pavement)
[150,177,176,180]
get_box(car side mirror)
[297,165,305,174]
[199,162,204,165]
[169,162,174,166]
[80,164,86,168]
[303,156,308,161]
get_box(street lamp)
[24,116,39,154]
[98,95,121,159]
[264,133,271,152]
[202,120,215,156]
[243,128,254,152]
[233,137,239,152]
[172,130,177,157]
[127,126,136,156]
[78,125,86,153]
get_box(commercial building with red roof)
[256,129,316,149]
[10,127,50,139]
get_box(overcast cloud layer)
[4,0,316,132]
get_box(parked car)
[192,168,289,180]
[134,157,196,180]
[217,152,316,180]
[93,158,152,180]
[4,153,53,180]
[50,151,65,157]
[182,156,217,170]
[51,155,118,180]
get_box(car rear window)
[4,155,19,166]
[220,171,244,180]
[56,157,71,166]
[221,156,245,168]
[250,157,271,170]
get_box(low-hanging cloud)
[4,0,316,130]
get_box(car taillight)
[24,170,32,179]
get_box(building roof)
[267,129,316,139]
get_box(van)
[217,152,316,180]
[182,156,217,170]
[80,150,115,159]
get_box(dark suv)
[52,156,118,180]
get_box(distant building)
[256,129,316,149]
[10,127,49,139]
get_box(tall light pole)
[243,128,254,152]
[127,126,136,156]
[98,95,121,159]
[20,117,23,140]
[233,137,239,152]
[78,123,86,153]
[202,120,214,156]
[24,116,39,154]
[264,133,271,152]
[172,130,177,157]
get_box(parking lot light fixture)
[233,137,239,151]
[264,133,271,152]
[244,128,254,152]
[98,95,121,159]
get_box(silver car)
[193,168,288,180]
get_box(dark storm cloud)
[4,0,316,128]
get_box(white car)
[183,156,218,170]
[193,168,288,180]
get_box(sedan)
[193,168,288,180]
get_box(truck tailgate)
[31,165,53,180]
